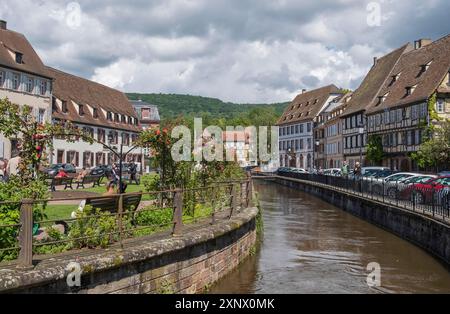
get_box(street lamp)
[358,127,365,166]
[315,140,320,168]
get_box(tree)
[366,135,384,165]
[412,121,450,171]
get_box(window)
[436,100,445,113]
[0,71,4,87]
[37,109,45,124]
[307,123,311,133]
[82,127,94,139]
[107,112,113,121]
[141,108,150,119]
[83,152,94,168]
[389,73,400,86]
[300,139,304,150]
[300,124,304,133]
[417,61,432,77]
[57,150,64,164]
[12,73,20,90]
[15,52,23,64]
[295,139,299,150]
[121,115,126,123]
[93,108,99,119]
[26,77,34,93]
[122,133,130,146]
[114,113,120,122]
[97,128,105,143]
[39,80,47,95]
[128,116,133,124]
[405,85,417,97]
[66,151,79,167]
[96,153,105,166]
[78,104,84,116]
[295,125,299,134]
[62,100,68,113]
[396,109,402,122]
[307,138,312,150]
[109,131,118,144]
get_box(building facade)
[277,85,341,170]
[0,20,53,159]
[319,93,352,169]
[48,67,143,169]
[341,44,410,168]
[129,100,160,130]
[366,36,450,171]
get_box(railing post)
[229,184,237,218]
[432,188,435,217]
[117,194,124,247]
[18,199,34,268]
[172,190,184,236]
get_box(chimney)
[414,38,432,50]
[0,20,6,30]
[373,57,378,66]
[302,89,307,94]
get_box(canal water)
[210,181,450,294]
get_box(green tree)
[412,121,450,171]
[366,135,384,165]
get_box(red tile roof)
[277,84,341,125]
[0,28,51,78]
[48,67,141,132]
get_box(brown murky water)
[210,181,450,294]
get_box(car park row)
[276,167,450,218]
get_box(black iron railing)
[277,171,450,224]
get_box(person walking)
[129,162,139,185]
[341,161,349,178]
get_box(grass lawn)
[43,204,78,221]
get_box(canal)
[210,181,450,294]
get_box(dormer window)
[93,108,99,119]
[418,61,432,77]
[376,92,389,106]
[121,115,126,123]
[78,104,84,116]
[15,52,23,64]
[107,112,112,121]
[436,100,445,113]
[405,85,417,97]
[62,100,68,113]
[447,70,450,85]
[114,113,120,122]
[128,116,133,124]
[134,118,138,126]
[0,71,4,87]
[389,73,401,86]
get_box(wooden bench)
[86,193,142,214]
[50,177,74,191]
[75,175,104,189]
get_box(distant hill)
[126,93,289,120]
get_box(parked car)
[43,163,77,177]
[369,172,418,196]
[361,167,390,176]
[90,165,113,178]
[398,175,438,200]
[323,168,341,176]
[291,168,308,174]
[409,176,450,205]
[438,171,450,177]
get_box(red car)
[409,176,450,205]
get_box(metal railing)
[277,171,450,224]
[0,178,253,267]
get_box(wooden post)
[18,199,34,268]
[172,190,183,236]
[117,195,124,247]
[229,184,237,218]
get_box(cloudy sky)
[1,0,449,103]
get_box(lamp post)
[315,140,320,168]
[358,127,365,166]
